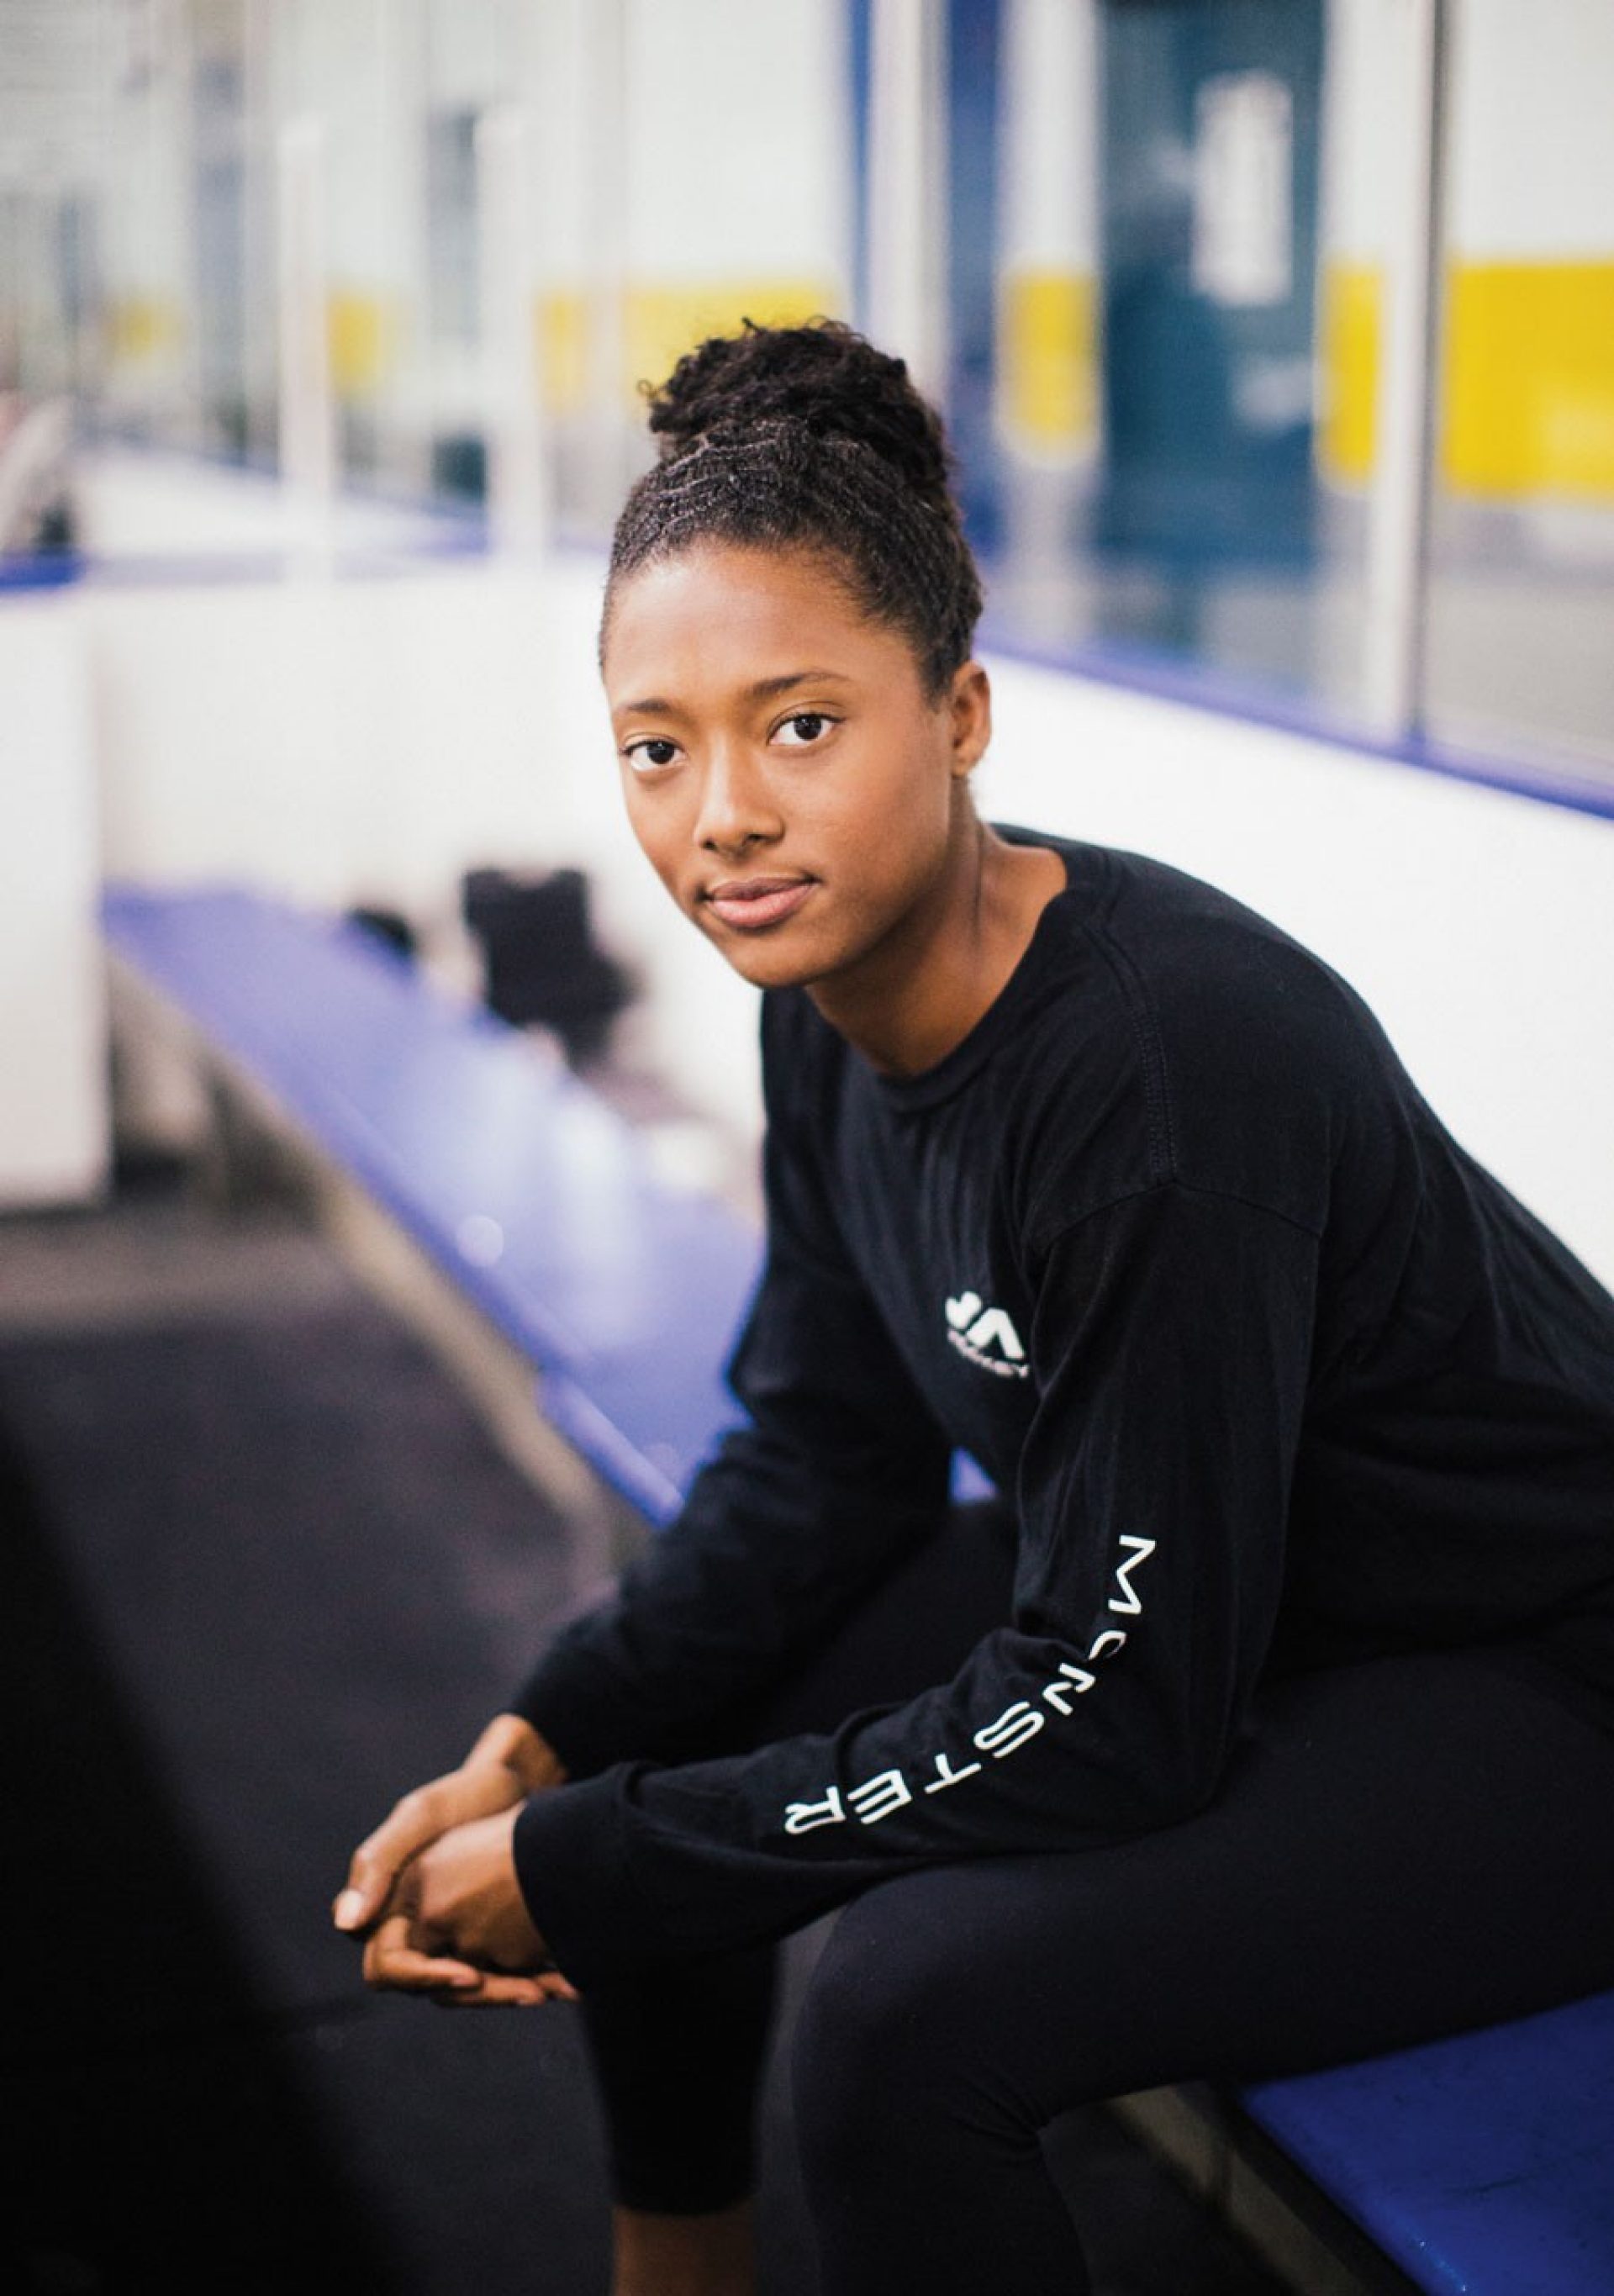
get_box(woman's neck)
[807,817,1067,1079]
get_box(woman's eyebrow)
[615,669,851,718]
[746,668,852,701]
[614,694,683,718]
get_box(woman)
[335,322,1614,2296]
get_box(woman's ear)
[948,661,993,778]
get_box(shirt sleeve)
[508,1009,955,1781]
[513,1180,1321,1987]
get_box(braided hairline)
[604,419,982,696]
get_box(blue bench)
[1238,1993,1614,2296]
[103,882,1614,2296]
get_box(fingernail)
[333,1890,364,1929]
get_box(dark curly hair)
[601,319,984,698]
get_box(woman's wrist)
[470,1713,570,1793]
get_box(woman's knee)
[792,1891,962,2168]
[791,1870,1059,2190]
[789,1851,1174,2176]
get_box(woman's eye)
[775,712,834,747]
[625,737,679,771]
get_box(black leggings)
[577,1506,1614,2295]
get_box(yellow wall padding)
[537,289,588,415]
[1319,257,1614,503]
[622,278,841,401]
[1443,261,1614,501]
[1317,260,1379,486]
[998,267,1098,456]
[533,279,840,414]
[106,295,186,365]
[327,291,403,399]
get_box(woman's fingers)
[430,1971,556,2009]
[359,1913,574,2008]
[337,1766,576,2008]
[335,1764,525,1933]
[430,1967,580,2010]
[336,1792,440,1931]
[361,1909,482,1993]
[355,1903,578,2009]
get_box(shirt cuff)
[511,1769,652,1990]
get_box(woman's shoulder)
[996,835,1421,1235]
[1025,833,1396,1068]
[1014,832,1353,993]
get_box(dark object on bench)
[462,867,633,1064]
[346,905,418,962]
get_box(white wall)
[0,590,108,1206]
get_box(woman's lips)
[704,878,816,931]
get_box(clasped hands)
[331,1713,578,2008]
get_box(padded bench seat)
[1239,1988,1614,2296]
[103,882,1614,2296]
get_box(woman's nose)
[694,745,783,853]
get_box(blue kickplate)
[1240,1987,1614,2295]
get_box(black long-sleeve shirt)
[509,833,1614,1987]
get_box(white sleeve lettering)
[783,1787,847,1836]
[922,1751,984,1794]
[847,1769,914,1824]
[1108,1534,1157,1617]
[973,1701,1047,1759]
[1042,1662,1096,1714]
[785,1542,1157,1839]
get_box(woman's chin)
[715,942,825,994]
[696,910,831,991]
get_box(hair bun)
[645,318,953,503]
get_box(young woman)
[335,322,1614,2296]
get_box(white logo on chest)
[945,1291,1029,1378]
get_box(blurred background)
[2,4,1611,2293]
[3,0,1613,1216]
[9,0,1613,731]
[5,0,1614,1207]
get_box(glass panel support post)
[275,110,335,559]
[580,0,629,528]
[477,100,549,556]
[1361,0,1450,740]
[866,0,949,403]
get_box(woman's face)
[602,541,989,995]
